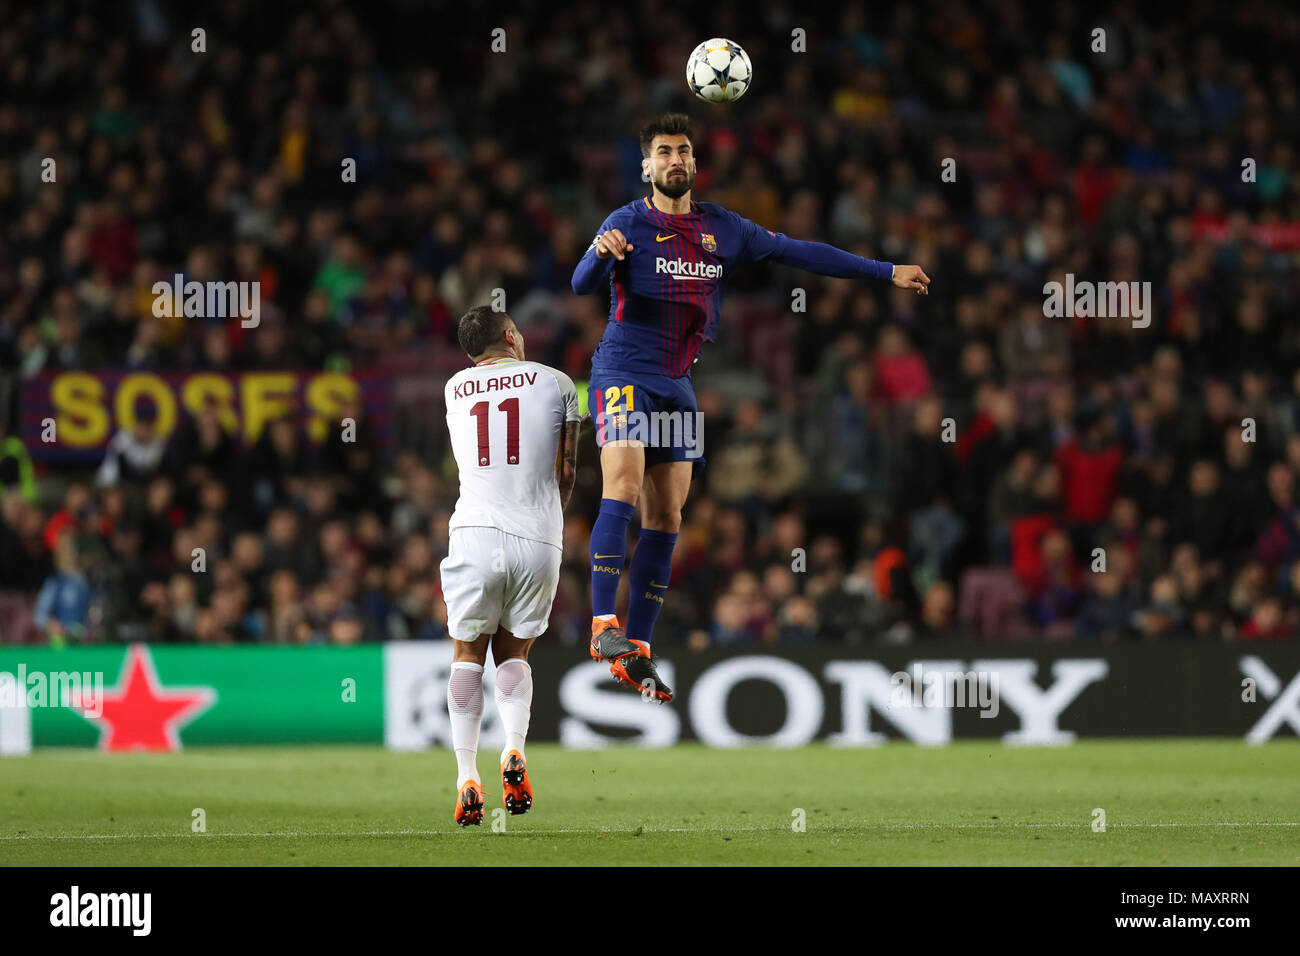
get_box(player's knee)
[604,475,641,503]
[452,638,489,665]
[642,506,682,533]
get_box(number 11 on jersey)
[469,398,520,466]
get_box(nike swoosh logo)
[594,554,620,559]
[650,581,668,588]
[655,233,677,242]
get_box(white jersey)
[444,358,580,550]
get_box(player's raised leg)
[608,459,687,701]
[588,438,649,663]
[627,460,690,644]
[448,633,490,826]
[491,629,536,815]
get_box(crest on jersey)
[701,233,717,253]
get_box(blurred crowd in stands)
[2,0,1299,645]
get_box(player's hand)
[594,229,634,261]
[892,264,931,295]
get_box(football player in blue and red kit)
[572,113,930,701]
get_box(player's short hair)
[457,306,512,359]
[639,113,694,157]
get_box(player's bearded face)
[655,160,695,199]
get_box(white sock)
[595,613,616,621]
[494,658,533,763]
[447,661,484,788]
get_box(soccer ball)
[686,38,752,104]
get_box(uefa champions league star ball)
[686,38,752,103]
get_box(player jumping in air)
[439,306,581,825]
[571,114,930,702]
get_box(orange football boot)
[454,779,485,827]
[609,650,672,702]
[500,750,533,815]
[590,616,651,663]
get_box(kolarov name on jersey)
[450,370,539,399]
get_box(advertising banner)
[388,642,1300,748]
[0,644,382,752]
[19,368,392,463]
[2,642,1297,753]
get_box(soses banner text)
[19,369,392,462]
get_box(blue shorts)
[587,369,706,471]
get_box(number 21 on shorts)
[603,385,635,414]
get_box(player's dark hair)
[640,113,694,157]
[457,306,511,359]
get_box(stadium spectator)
[708,399,808,519]
[1241,595,1290,639]
[95,402,166,488]
[33,534,92,644]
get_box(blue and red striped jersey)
[572,196,895,378]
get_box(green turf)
[2,741,1297,865]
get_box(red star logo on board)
[73,645,216,753]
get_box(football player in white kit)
[440,306,580,826]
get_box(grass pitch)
[2,741,1297,865]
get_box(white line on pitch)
[3,821,1299,841]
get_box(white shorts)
[439,526,562,641]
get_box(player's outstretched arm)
[775,236,930,294]
[738,215,931,295]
